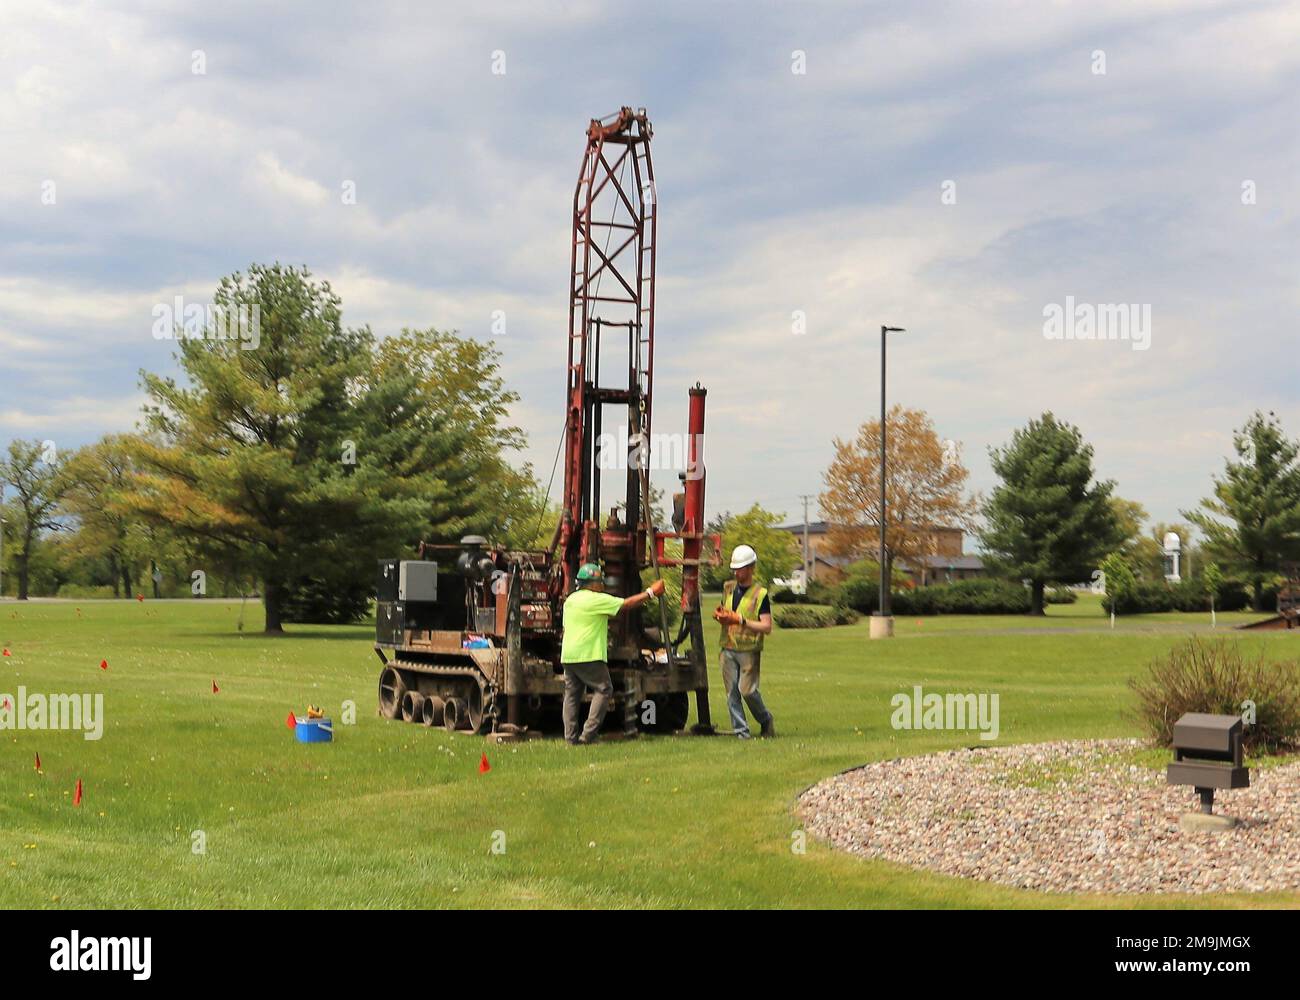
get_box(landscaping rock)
[797,738,1300,894]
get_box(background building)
[778,522,985,587]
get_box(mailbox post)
[1166,712,1249,831]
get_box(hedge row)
[838,577,1032,616]
[1101,579,1252,614]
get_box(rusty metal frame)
[558,107,656,590]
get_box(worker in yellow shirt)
[712,544,775,739]
[560,562,665,745]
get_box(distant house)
[778,521,985,587]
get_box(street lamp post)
[871,325,906,640]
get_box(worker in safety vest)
[561,562,665,745]
[712,544,776,738]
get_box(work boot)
[760,715,776,738]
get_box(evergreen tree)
[1183,411,1300,611]
[980,413,1122,614]
[129,265,480,631]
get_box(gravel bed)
[797,738,1300,894]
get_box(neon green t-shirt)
[560,589,625,663]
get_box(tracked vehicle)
[374,108,719,738]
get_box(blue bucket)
[295,718,333,743]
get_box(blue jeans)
[720,648,771,737]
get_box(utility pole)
[872,325,906,640]
[799,494,813,585]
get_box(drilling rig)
[373,107,720,739]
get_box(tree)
[1099,551,1135,628]
[1183,411,1300,611]
[1109,497,1164,580]
[0,439,66,600]
[820,405,977,590]
[1203,560,1224,628]
[59,435,152,597]
[368,328,544,550]
[980,412,1123,615]
[128,264,481,632]
[700,504,800,590]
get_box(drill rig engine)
[373,107,720,738]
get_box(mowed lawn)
[1,594,1296,909]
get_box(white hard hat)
[729,544,757,569]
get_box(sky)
[2,0,1297,549]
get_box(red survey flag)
[99,659,108,671]
[478,752,491,774]
[286,711,296,729]
[73,779,83,806]
[34,753,41,771]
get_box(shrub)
[838,577,1032,615]
[1102,578,1252,614]
[830,605,861,626]
[774,605,858,629]
[1046,585,1078,604]
[1129,637,1300,753]
[774,606,832,629]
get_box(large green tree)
[1183,411,1300,610]
[979,413,1123,614]
[369,329,539,548]
[128,264,499,632]
[0,439,66,600]
[59,434,151,597]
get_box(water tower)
[1163,531,1182,582]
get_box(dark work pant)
[563,659,614,742]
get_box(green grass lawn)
[1,593,1295,909]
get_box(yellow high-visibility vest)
[721,580,768,653]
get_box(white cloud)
[0,0,1296,537]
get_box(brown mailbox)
[1166,712,1249,815]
